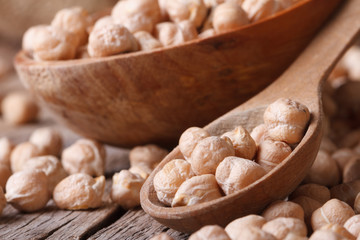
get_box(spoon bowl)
[15,0,341,148]
[140,0,360,233]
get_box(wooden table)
[0,74,189,240]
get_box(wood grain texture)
[141,0,360,233]
[14,0,341,148]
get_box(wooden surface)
[141,0,360,233]
[14,0,341,148]
[0,76,189,240]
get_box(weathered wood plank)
[89,209,189,240]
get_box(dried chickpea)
[10,142,43,172]
[190,136,235,175]
[32,25,79,61]
[262,217,307,239]
[111,0,162,33]
[91,16,114,32]
[61,139,106,177]
[215,156,266,195]
[129,165,153,179]
[0,187,5,215]
[88,23,138,57]
[172,174,222,207]
[29,127,63,156]
[290,183,331,204]
[213,2,249,33]
[251,123,269,146]
[356,193,360,213]
[263,98,310,145]
[1,92,39,125]
[311,199,355,231]
[342,46,360,81]
[155,21,198,47]
[203,0,226,8]
[256,139,292,172]
[51,7,89,46]
[22,156,67,193]
[320,223,356,240]
[292,196,322,229]
[6,170,50,212]
[111,170,145,209]
[134,31,163,51]
[221,126,257,160]
[0,163,12,190]
[332,148,358,172]
[242,0,284,23]
[303,150,340,187]
[53,173,105,210]
[189,225,231,240]
[198,28,217,39]
[231,226,276,240]
[153,159,195,206]
[164,0,207,28]
[179,127,210,160]
[339,130,360,149]
[225,214,267,239]
[22,25,48,53]
[283,232,308,240]
[344,215,360,238]
[319,137,337,154]
[330,180,360,206]
[149,233,174,240]
[309,230,343,240]
[0,137,13,167]
[262,200,304,221]
[343,158,360,183]
[129,144,168,171]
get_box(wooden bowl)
[15,0,341,148]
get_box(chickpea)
[198,28,217,39]
[1,92,39,125]
[320,223,356,240]
[149,233,174,240]
[330,180,360,206]
[215,156,266,195]
[292,196,322,229]
[256,139,292,172]
[129,165,153,179]
[309,230,343,240]
[0,187,5,215]
[91,16,114,32]
[303,150,340,187]
[155,21,198,47]
[311,199,355,231]
[251,124,269,146]
[61,139,106,177]
[111,0,162,33]
[129,144,168,171]
[51,7,90,46]
[262,217,307,239]
[22,156,67,193]
[342,46,360,81]
[88,23,138,57]
[53,173,105,210]
[221,126,257,160]
[190,136,235,175]
[32,25,79,61]
[339,130,360,149]
[172,174,223,207]
[343,158,360,183]
[111,170,145,209]
[319,137,337,154]
[263,98,310,145]
[283,232,308,240]
[22,25,48,53]
[189,225,231,240]
[29,127,63,156]
[0,163,11,190]
[232,226,276,240]
[290,183,331,204]
[6,170,50,212]
[262,200,304,221]
[331,148,358,172]
[242,0,284,23]
[179,127,210,160]
[213,2,249,33]
[134,31,163,51]
[10,142,43,173]
[344,215,360,238]
[225,214,267,239]
[203,0,226,8]
[355,193,360,213]
[0,137,13,167]
[153,159,195,206]
[164,0,207,28]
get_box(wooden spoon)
[141,0,360,233]
[14,0,341,148]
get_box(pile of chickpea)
[22,0,303,61]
